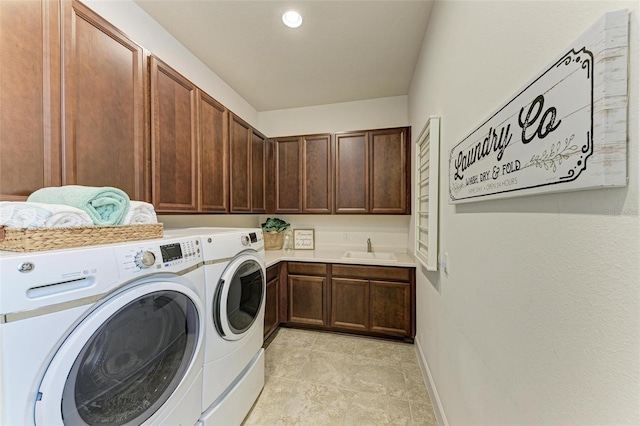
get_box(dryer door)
[214,251,265,341]
[35,281,203,426]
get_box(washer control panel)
[116,237,201,275]
[241,231,261,247]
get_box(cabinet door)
[264,275,279,340]
[199,92,228,212]
[369,280,411,336]
[370,128,409,214]
[1,0,61,200]
[331,278,369,331]
[229,113,251,212]
[251,129,266,213]
[335,132,368,213]
[303,134,332,213]
[63,0,145,200]
[150,56,198,211]
[288,275,326,326]
[274,137,302,213]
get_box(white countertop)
[264,248,416,268]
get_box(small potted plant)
[260,217,290,250]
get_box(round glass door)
[214,255,265,340]
[57,290,199,425]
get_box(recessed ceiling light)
[282,10,302,28]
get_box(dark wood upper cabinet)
[1,0,62,200]
[3,1,408,217]
[274,136,302,213]
[273,133,332,214]
[370,128,409,214]
[251,129,267,213]
[335,127,410,214]
[1,0,148,201]
[199,92,228,212]
[150,56,198,212]
[229,114,251,212]
[62,0,146,200]
[229,113,266,213]
[302,134,332,213]
[335,132,369,213]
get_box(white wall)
[81,0,259,128]
[258,95,408,136]
[409,1,640,425]
[258,214,410,252]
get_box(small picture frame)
[293,229,315,250]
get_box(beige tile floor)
[242,328,438,426]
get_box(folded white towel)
[0,202,93,228]
[123,201,158,225]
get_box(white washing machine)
[164,227,265,426]
[0,235,206,426]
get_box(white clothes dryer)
[164,227,265,425]
[0,235,206,426]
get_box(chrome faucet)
[366,238,372,253]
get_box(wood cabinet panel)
[303,134,332,213]
[251,129,266,213]
[370,128,408,214]
[332,264,412,282]
[331,278,369,331]
[334,127,410,215]
[265,273,279,340]
[150,56,197,211]
[266,263,279,282]
[63,0,145,200]
[288,275,326,326]
[273,133,332,214]
[275,137,302,213]
[370,280,411,336]
[282,262,414,340]
[229,114,250,212]
[199,92,228,212]
[335,132,368,213]
[0,0,61,200]
[287,262,327,276]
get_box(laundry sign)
[449,10,629,204]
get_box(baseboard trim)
[414,336,449,426]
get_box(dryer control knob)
[135,250,156,268]
[241,234,250,246]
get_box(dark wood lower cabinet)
[288,275,326,326]
[369,280,411,336]
[264,265,280,340]
[330,278,369,331]
[273,261,415,342]
[331,277,411,337]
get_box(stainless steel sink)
[341,251,398,261]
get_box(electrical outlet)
[442,252,449,274]
[343,232,350,241]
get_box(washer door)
[35,281,203,426]
[214,252,265,341]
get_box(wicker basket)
[0,223,163,252]
[263,231,284,251]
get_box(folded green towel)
[28,185,131,226]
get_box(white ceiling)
[133,0,434,112]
